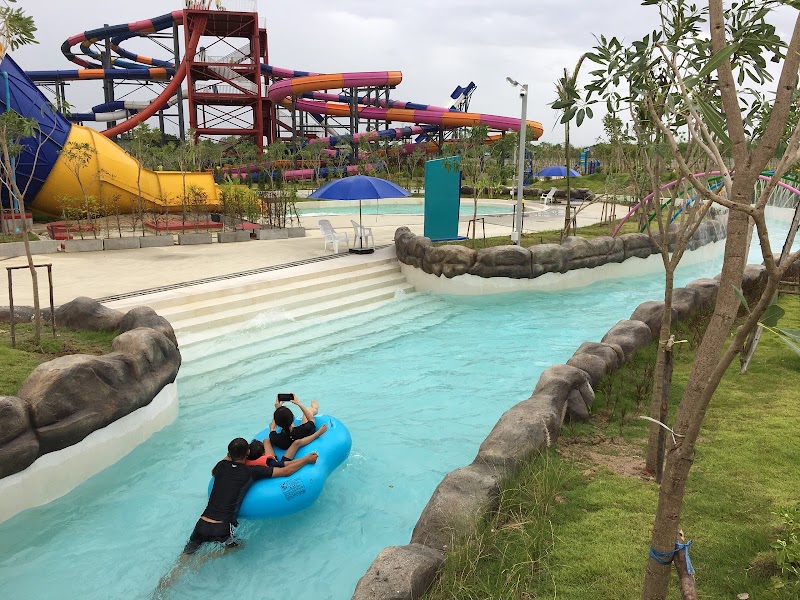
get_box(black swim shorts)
[183,519,237,555]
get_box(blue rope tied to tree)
[649,540,694,575]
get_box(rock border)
[350,264,767,600]
[394,217,727,282]
[0,383,177,524]
[0,297,181,493]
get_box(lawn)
[434,219,641,250]
[0,232,39,243]
[425,295,800,600]
[0,322,117,396]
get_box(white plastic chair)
[350,220,375,249]
[319,219,349,253]
[540,187,557,204]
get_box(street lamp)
[507,77,528,244]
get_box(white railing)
[195,83,252,95]
[207,65,257,92]
[182,0,257,13]
[205,44,252,65]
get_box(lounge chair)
[319,219,349,253]
[350,220,375,250]
[540,187,557,204]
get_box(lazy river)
[0,209,796,600]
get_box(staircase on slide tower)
[183,4,275,150]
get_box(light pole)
[507,77,528,244]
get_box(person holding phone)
[269,393,319,450]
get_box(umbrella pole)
[359,199,363,249]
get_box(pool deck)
[1,200,610,305]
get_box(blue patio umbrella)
[308,175,411,253]
[535,165,581,178]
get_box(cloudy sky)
[12,1,798,146]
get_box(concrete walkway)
[1,200,610,306]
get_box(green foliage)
[0,0,38,52]
[735,286,800,356]
[564,1,789,148]
[771,506,800,595]
[424,451,570,600]
[0,110,36,159]
[424,296,800,599]
[220,178,260,224]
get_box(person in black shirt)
[183,437,318,555]
[154,438,317,598]
[156,438,318,593]
[269,394,319,450]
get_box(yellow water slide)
[33,125,220,216]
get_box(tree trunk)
[646,269,675,472]
[642,202,752,599]
[3,155,43,345]
[675,532,698,600]
[655,339,674,484]
[563,123,571,241]
[472,192,478,242]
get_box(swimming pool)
[0,211,795,599]
[296,202,510,217]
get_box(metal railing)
[206,44,252,65]
[183,0,257,12]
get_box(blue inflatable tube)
[209,415,352,520]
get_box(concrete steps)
[105,250,417,347]
[178,290,442,382]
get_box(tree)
[553,54,587,240]
[0,3,43,344]
[61,141,104,238]
[0,0,37,54]
[0,111,44,343]
[126,123,162,236]
[445,125,498,243]
[564,1,800,597]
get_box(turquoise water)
[297,202,509,216]
[0,210,796,600]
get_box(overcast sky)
[12,1,798,146]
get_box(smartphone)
[277,393,294,403]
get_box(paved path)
[1,201,610,305]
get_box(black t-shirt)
[269,421,317,450]
[202,460,273,525]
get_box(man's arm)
[271,452,318,478]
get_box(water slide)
[7,9,542,214]
[611,171,800,237]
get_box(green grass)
[0,322,117,396]
[536,172,632,195]
[435,220,641,250]
[0,232,39,243]
[425,296,800,599]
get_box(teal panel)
[424,156,461,241]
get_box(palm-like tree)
[554,54,587,240]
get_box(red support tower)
[183,7,273,152]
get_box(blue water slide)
[0,55,72,207]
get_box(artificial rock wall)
[394,218,727,281]
[0,298,181,480]
[351,219,772,600]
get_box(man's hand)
[304,452,318,464]
[290,394,300,405]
